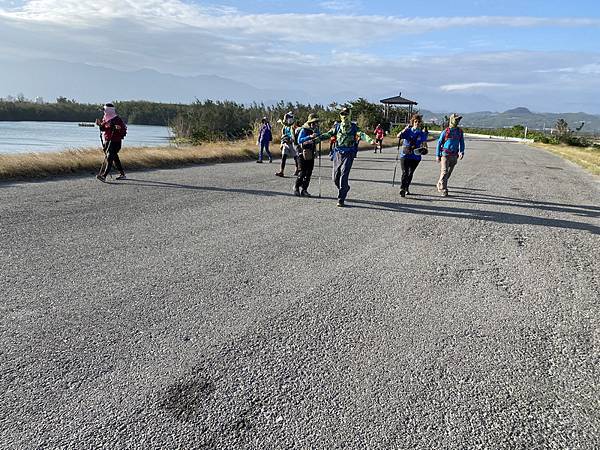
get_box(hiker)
[275,112,299,177]
[374,124,385,153]
[294,113,321,197]
[396,114,429,197]
[436,113,465,196]
[95,103,127,182]
[318,107,375,207]
[257,117,272,163]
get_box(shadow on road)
[119,178,599,235]
[348,198,599,235]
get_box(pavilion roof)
[380,94,418,105]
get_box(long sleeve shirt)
[436,127,465,157]
[258,123,272,144]
[320,121,374,154]
[398,127,428,160]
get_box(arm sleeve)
[359,131,375,144]
[436,132,445,157]
[297,128,312,144]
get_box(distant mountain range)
[420,107,600,133]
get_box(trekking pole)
[318,139,322,198]
[98,128,108,176]
[392,137,402,187]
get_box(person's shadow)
[116,178,600,235]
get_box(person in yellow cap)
[315,107,375,207]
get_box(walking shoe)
[399,189,406,198]
[441,190,449,197]
[293,170,300,176]
[96,174,106,182]
[293,188,301,197]
[406,190,411,195]
[300,190,311,197]
[116,174,126,180]
[269,158,273,163]
[275,172,284,177]
[256,160,263,164]
[336,200,345,207]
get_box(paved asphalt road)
[1,139,599,449]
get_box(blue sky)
[1,0,599,112]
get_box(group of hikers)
[95,103,466,206]
[257,108,466,206]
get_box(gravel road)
[1,139,599,449]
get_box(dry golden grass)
[533,143,600,176]
[0,139,261,180]
[0,136,395,181]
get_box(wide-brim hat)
[306,113,320,124]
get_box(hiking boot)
[336,200,345,207]
[300,190,311,197]
[399,189,406,198]
[96,174,106,182]
[116,174,126,180]
[293,188,301,197]
[275,172,284,177]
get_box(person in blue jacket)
[257,117,272,163]
[436,113,465,196]
[396,114,429,197]
[294,113,321,197]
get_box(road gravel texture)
[1,139,599,449]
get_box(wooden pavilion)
[380,93,418,126]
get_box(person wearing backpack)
[318,107,375,207]
[275,112,299,177]
[294,114,321,197]
[256,117,273,163]
[396,114,429,197]
[95,103,127,182]
[436,113,465,196]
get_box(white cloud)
[440,82,510,92]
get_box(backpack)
[441,127,462,144]
[111,116,127,140]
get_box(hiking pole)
[392,138,401,187]
[98,127,108,176]
[318,135,322,198]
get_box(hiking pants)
[259,142,272,162]
[295,156,314,191]
[102,140,124,177]
[438,155,458,192]
[332,152,355,201]
[400,158,420,191]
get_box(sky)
[1,0,600,112]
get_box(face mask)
[286,118,294,125]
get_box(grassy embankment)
[0,137,392,181]
[532,143,600,176]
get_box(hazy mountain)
[420,107,600,132]
[0,59,311,104]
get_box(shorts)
[281,142,297,158]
